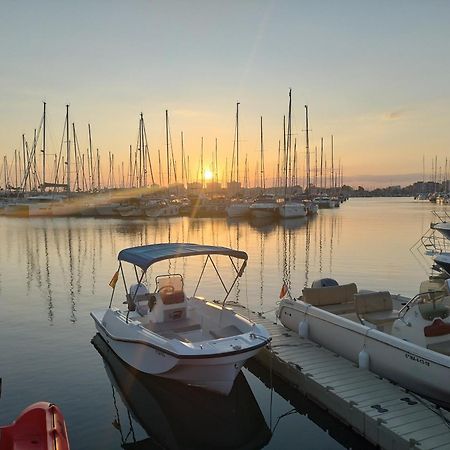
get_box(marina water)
[0,198,440,449]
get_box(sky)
[1,0,449,188]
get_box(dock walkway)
[235,305,450,450]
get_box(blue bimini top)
[118,243,248,271]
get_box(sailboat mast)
[236,102,240,187]
[331,134,335,192]
[42,101,46,191]
[88,124,94,191]
[305,105,310,196]
[66,105,70,192]
[181,132,185,188]
[165,110,170,187]
[320,137,323,191]
[260,116,265,190]
[201,137,204,188]
[215,138,218,184]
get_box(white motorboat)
[249,194,279,219]
[313,195,335,209]
[91,243,270,395]
[92,333,271,449]
[277,278,450,407]
[145,199,180,218]
[226,200,250,218]
[278,200,307,219]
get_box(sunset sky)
[1,0,449,188]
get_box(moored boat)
[278,200,307,219]
[92,333,271,449]
[277,278,450,407]
[431,221,450,240]
[249,194,279,219]
[226,199,250,218]
[312,195,335,209]
[0,402,70,450]
[91,243,270,395]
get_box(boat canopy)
[118,243,248,271]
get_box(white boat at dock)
[91,243,270,395]
[278,200,307,219]
[313,195,335,209]
[144,199,180,218]
[226,199,250,218]
[277,277,450,408]
[92,333,271,449]
[249,194,279,219]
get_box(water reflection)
[92,334,272,450]
[0,213,347,323]
[245,359,376,450]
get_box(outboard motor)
[311,278,339,288]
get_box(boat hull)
[278,203,307,218]
[250,206,278,219]
[278,298,450,408]
[432,222,450,240]
[0,402,70,450]
[226,203,249,218]
[91,309,268,395]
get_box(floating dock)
[236,305,450,450]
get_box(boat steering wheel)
[159,285,175,295]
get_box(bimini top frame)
[114,244,248,316]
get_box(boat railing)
[398,289,446,321]
[420,228,449,255]
[432,210,450,224]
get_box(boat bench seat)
[302,283,357,314]
[354,291,399,327]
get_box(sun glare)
[204,169,213,181]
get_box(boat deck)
[234,305,450,450]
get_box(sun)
[204,170,213,181]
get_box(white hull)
[250,205,278,218]
[226,203,249,218]
[278,298,450,407]
[278,203,307,218]
[92,333,271,449]
[91,301,269,395]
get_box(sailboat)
[226,102,250,218]
[278,90,307,219]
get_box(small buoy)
[298,319,309,338]
[358,348,370,369]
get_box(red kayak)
[0,402,70,450]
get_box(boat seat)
[302,283,357,314]
[354,291,399,328]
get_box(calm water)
[0,198,443,449]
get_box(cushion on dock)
[302,283,357,307]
